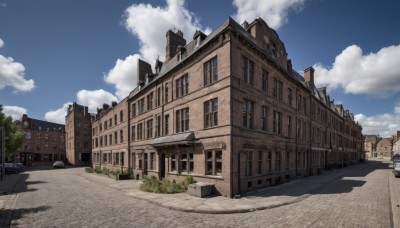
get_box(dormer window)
[271,43,277,59]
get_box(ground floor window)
[138,153,143,169]
[180,153,194,174]
[169,154,177,172]
[206,150,222,176]
[150,152,155,170]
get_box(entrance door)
[159,153,166,179]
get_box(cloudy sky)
[0,0,399,137]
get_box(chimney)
[84,106,89,117]
[165,29,186,61]
[137,59,152,86]
[304,67,315,86]
[242,20,249,30]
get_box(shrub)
[140,176,194,194]
[182,176,197,189]
[85,167,94,173]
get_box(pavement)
[1,159,399,218]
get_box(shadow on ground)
[244,160,389,198]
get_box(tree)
[0,105,24,161]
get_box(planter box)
[187,182,214,198]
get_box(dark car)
[53,161,65,169]
[14,163,25,172]
[0,163,21,174]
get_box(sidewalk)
[78,162,374,214]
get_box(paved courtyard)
[1,159,399,228]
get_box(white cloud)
[123,0,210,63]
[104,54,140,100]
[0,38,4,48]
[0,55,35,92]
[44,89,118,124]
[44,102,71,124]
[76,89,118,113]
[314,44,400,97]
[233,0,306,29]
[355,101,400,138]
[3,105,27,121]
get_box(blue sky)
[0,0,399,137]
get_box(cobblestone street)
[1,160,398,228]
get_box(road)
[4,160,399,228]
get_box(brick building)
[364,135,379,158]
[91,100,129,173]
[15,114,66,166]
[92,17,363,197]
[65,102,93,166]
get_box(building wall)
[15,114,66,166]
[65,103,92,166]
[376,138,392,158]
[92,99,129,173]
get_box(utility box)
[187,182,214,198]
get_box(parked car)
[0,163,21,174]
[14,163,25,172]
[393,157,400,177]
[53,161,65,169]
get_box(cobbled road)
[8,161,396,228]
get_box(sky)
[0,0,399,137]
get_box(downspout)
[127,97,131,174]
[229,30,234,198]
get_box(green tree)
[0,105,24,161]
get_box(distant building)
[393,131,400,157]
[91,17,364,197]
[14,114,66,166]
[376,138,392,159]
[364,135,379,158]
[91,100,129,172]
[65,102,94,166]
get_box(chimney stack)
[304,67,315,86]
[165,29,186,62]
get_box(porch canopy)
[150,132,199,147]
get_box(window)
[303,97,307,114]
[206,150,222,176]
[114,131,117,144]
[109,134,112,145]
[273,111,282,134]
[120,130,123,143]
[121,152,124,166]
[114,114,117,125]
[204,57,218,85]
[120,110,124,123]
[109,118,112,127]
[288,116,292,137]
[257,151,262,175]
[261,106,267,131]
[165,115,169,135]
[286,151,290,170]
[132,103,136,117]
[204,99,218,128]
[242,56,254,85]
[181,153,193,174]
[170,154,177,172]
[137,123,143,140]
[147,92,153,110]
[245,151,253,177]
[297,94,302,110]
[275,151,281,172]
[262,69,268,92]
[155,116,161,137]
[288,88,292,106]
[165,86,169,103]
[176,108,189,133]
[176,74,189,98]
[157,87,161,107]
[273,78,283,100]
[146,119,153,139]
[138,154,143,169]
[131,126,136,142]
[243,99,254,129]
[138,98,145,115]
[268,151,272,174]
[150,153,155,170]
[104,136,107,146]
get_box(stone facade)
[91,17,364,197]
[14,114,66,166]
[65,102,93,166]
